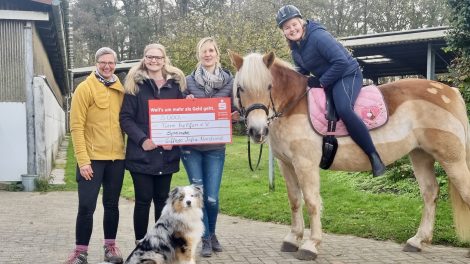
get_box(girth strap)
[324,87,338,122]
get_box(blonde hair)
[196,37,221,68]
[124,43,186,95]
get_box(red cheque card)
[148,97,232,145]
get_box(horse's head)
[229,51,275,144]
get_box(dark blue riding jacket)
[289,20,377,156]
[289,20,359,87]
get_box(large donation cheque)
[148,97,232,145]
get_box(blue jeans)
[181,147,225,238]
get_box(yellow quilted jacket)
[70,73,125,167]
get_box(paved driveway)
[0,191,468,264]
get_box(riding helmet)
[276,5,302,28]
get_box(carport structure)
[339,26,454,83]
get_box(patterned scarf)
[94,70,117,87]
[194,66,225,95]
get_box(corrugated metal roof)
[0,20,25,101]
[338,27,453,79]
[0,0,72,94]
[340,27,448,48]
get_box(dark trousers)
[130,172,172,240]
[75,160,125,246]
[331,69,377,155]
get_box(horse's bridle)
[236,84,275,124]
[236,83,311,171]
[236,83,311,124]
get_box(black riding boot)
[368,152,386,177]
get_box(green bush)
[387,157,415,182]
[8,182,22,192]
[350,156,448,199]
[35,176,52,192]
[232,121,246,136]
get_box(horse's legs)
[291,160,322,260]
[277,159,305,252]
[404,149,439,252]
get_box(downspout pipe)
[51,0,69,99]
[52,0,73,132]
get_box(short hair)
[95,47,118,62]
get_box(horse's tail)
[449,94,470,242]
[467,117,470,177]
[449,183,470,242]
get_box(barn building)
[0,0,72,185]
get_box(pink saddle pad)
[307,85,388,137]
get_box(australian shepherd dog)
[125,185,204,264]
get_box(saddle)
[307,85,388,169]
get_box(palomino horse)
[229,51,470,260]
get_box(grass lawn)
[63,135,469,247]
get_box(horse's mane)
[236,53,272,94]
[274,57,296,71]
[236,52,297,94]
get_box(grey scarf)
[194,66,225,95]
[94,70,117,87]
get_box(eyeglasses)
[97,61,116,67]
[145,55,165,61]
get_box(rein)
[247,135,263,171]
[267,86,312,123]
[236,85,267,171]
[236,84,311,171]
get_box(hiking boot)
[201,237,212,257]
[65,250,87,264]
[104,244,123,263]
[369,152,386,177]
[211,234,223,252]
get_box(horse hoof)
[403,243,421,252]
[296,249,317,260]
[466,249,470,258]
[280,241,298,252]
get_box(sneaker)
[201,237,212,257]
[104,244,123,264]
[211,234,223,252]
[65,250,87,264]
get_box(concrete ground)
[0,191,468,264]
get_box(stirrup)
[319,135,338,169]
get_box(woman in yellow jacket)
[67,47,125,264]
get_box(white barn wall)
[0,103,27,181]
[34,77,65,178]
[0,3,71,183]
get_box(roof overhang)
[32,0,53,4]
[0,10,49,21]
[339,26,454,79]
[70,61,140,79]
